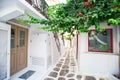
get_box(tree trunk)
[76,33,79,59]
[70,39,72,48]
[119,42,120,75]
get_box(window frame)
[88,29,113,53]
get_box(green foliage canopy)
[19,0,120,37]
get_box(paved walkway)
[43,48,96,80]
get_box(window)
[88,29,113,53]
[11,29,15,48]
[20,31,25,46]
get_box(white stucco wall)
[50,33,60,65]
[0,0,46,22]
[0,22,11,80]
[28,24,60,71]
[59,37,65,55]
[78,22,119,75]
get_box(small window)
[20,31,25,46]
[88,29,113,53]
[11,29,15,48]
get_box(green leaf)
[19,0,120,39]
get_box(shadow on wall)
[53,32,61,53]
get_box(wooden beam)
[25,0,32,5]
[33,5,50,19]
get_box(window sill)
[84,52,119,56]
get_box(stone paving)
[43,48,97,80]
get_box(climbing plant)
[19,0,120,38]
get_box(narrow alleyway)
[10,47,118,80]
[43,48,96,80]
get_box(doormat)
[19,70,35,79]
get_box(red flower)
[87,0,90,3]
[84,0,91,7]
[77,12,84,17]
[113,5,118,9]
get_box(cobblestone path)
[43,48,96,80]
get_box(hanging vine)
[19,0,120,39]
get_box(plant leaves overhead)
[19,0,120,38]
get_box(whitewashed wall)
[59,37,66,55]
[78,22,119,75]
[117,26,120,76]
[28,24,60,71]
[0,22,11,80]
[50,33,60,65]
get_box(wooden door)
[17,27,28,72]
[10,26,17,75]
[10,25,28,75]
